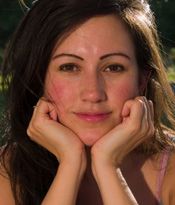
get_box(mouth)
[74,112,112,122]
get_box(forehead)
[53,14,136,60]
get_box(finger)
[122,98,145,126]
[148,100,154,122]
[142,96,150,121]
[132,97,145,122]
[141,97,154,134]
[33,98,56,120]
[139,97,155,139]
[137,96,153,124]
[137,97,154,137]
[49,109,58,121]
[148,100,155,137]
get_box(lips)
[74,112,112,122]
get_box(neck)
[78,146,102,201]
[83,146,94,182]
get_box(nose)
[80,72,107,103]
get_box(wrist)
[91,147,119,169]
[91,153,118,182]
[60,149,87,176]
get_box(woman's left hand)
[91,96,155,171]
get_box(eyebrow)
[52,52,131,61]
[100,52,131,60]
[52,53,84,61]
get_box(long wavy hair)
[1,0,175,204]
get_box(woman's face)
[45,14,140,146]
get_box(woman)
[0,0,175,204]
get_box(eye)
[104,64,125,73]
[59,63,79,72]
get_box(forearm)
[93,162,138,205]
[42,157,85,205]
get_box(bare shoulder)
[162,149,175,205]
[0,147,15,205]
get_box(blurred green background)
[0,0,175,122]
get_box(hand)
[27,98,87,170]
[91,96,154,170]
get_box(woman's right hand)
[27,98,86,167]
[27,98,87,205]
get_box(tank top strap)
[156,148,171,202]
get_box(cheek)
[111,80,139,105]
[110,81,139,124]
[118,84,139,99]
[45,78,73,108]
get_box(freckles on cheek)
[115,82,139,102]
[45,79,66,104]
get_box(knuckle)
[32,119,42,131]
[135,96,145,103]
[26,127,31,137]
[148,124,155,136]
[27,121,40,140]
[27,127,35,140]
[136,100,145,111]
[144,121,149,131]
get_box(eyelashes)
[59,63,79,72]
[104,64,125,72]
[58,63,125,73]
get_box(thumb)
[121,100,134,122]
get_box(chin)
[78,134,102,147]
[73,126,116,147]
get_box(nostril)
[80,86,107,102]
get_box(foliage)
[169,48,175,63]
[0,0,23,48]
[0,0,175,50]
[151,0,175,48]
[0,0,23,67]
[167,67,175,83]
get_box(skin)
[3,14,175,205]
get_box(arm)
[91,161,138,205]
[91,97,154,205]
[0,151,85,205]
[27,99,87,205]
[0,171,16,205]
[42,154,85,205]
[0,146,15,205]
